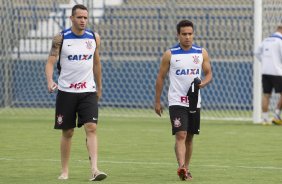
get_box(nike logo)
[93,117,97,121]
[176,59,180,62]
[67,45,72,46]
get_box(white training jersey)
[168,43,203,107]
[58,28,97,93]
[254,32,282,76]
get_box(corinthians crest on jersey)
[192,55,200,64]
[85,40,93,50]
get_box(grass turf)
[0,110,282,184]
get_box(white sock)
[275,109,281,115]
[262,112,268,121]
[274,109,281,119]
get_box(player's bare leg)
[184,133,194,180]
[84,123,107,181]
[175,131,188,180]
[85,123,98,172]
[58,128,74,180]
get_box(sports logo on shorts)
[86,40,93,50]
[57,114,64,125]
[173,118,181,128]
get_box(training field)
[0,109,282,184]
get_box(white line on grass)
[1,157,282,170]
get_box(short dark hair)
[176,20,194,34]
[72,4,88,16]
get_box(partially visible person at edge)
[154,20,212,181]
[45,4,107,181]
[255,25,282,125]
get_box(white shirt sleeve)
[254,43,263,62]
[280,41,282,62]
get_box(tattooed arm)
[45,33,62,93]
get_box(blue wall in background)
[0,59,253,110]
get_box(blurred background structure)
[0,0,281,121]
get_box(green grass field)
[0,110,282,184]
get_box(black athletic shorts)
[54,90,98,130]
[262,75,282,94]
[169,105,200,135]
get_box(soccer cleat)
[177,167,188,181]
[89,171,107,181]
[272,118,282,125]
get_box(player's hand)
[199,82,206,88]
[194,77,202,88]
[48,82,57,93]
[96,88,102,101]
[154,102,163,117]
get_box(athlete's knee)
[175,131,187,141]
[62,128,74,138]
[84,123,97,134]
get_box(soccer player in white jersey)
[45,4,107,181]
[255,25,282,125]
[155,20,212,180]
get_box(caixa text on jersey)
[67,54,93,61]
[175,68,200,75]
